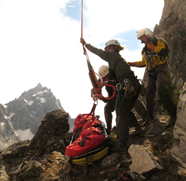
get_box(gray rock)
[101,153,121,168]
[171,82,186,169]
[128,144,163,175]
[148,118,168,136]
[27,109,69,158]
[178,166,186,180]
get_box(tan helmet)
[105,39,120,49]
[137,28,153,39]
[98,65,109,78]
[105,39,124,51]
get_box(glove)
[127,62,136,66]
[80,38,86,46]
[147,42,156,51]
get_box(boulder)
[128,144,163,175]
[27,109,69,158]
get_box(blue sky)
[0,0,164,123]
[60,0,81,21]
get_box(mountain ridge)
[0,83,74,150]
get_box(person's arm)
[127,48,146,67]
[80,37,112,63]
[147,38,169,57]
[85,43,111,62]
[127,59,146,67]
[81,38,105,56]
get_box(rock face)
[154,0,186,82]
[171,82,186,169]
[152,0,186,177]
[0,104,21,150]
[0,83,74,150]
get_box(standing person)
[127,28,177,120]
[91,65,149,136]
[80,38,141,152]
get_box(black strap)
[113,58,123,72]
[89,103,97,120]
[79,136,87,146]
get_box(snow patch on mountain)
[5,113,15,120]
[36,97,46,103]
[33,89,48,97]
[3,104,7,108]
[16,129,34,141]
[27,100,34,106]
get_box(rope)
[81,0,90,63]
[81,0,83,39]
[81,0,116,101]
[109,168,131,181]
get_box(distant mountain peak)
[0,84,69,150]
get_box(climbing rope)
[81,0,116,101]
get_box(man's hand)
[147,42,156,51]
[80,38,86,46]
[91,93,97,101]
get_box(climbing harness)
[81,0,116,101]
[145,51,158,72]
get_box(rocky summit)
[0,83,74,150]
[0,108,183,181]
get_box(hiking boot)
[141,118,153,129]
[111,143,128,153]
[130,130,144,137]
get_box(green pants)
[115,77,141,144]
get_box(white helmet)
[137,28,153,39]
[98,65,109,78]
[105,39,120,49]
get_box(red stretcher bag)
[65,126,105,157]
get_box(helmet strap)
[113,46,117,52]
[110,45,119,52]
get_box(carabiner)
[116,83,121,90]
[94,99,98,105]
